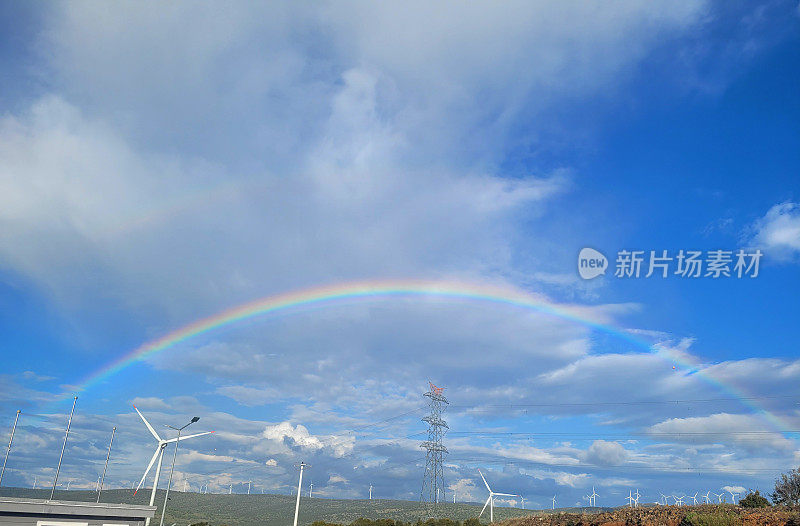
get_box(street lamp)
[159,416,199,526]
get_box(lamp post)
[159,416,199,526]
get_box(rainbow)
[71,279,793,436]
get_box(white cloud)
[722,485,746,495]
[583,440,629,466]
[262,422,354,457]
[648,413,794,452]
[747,201,800,260]
[328,474,348,484]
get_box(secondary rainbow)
[71,278,793,437]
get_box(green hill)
[0,488,610,526]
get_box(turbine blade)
[478,470,491,492]
[133,446,161,495]
[479,496,491,518]
[133,406,161,441]
[493,493,517,497]
[165,431,213,443]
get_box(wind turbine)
[369,484,373,500]
[590,487,599,507]
[520,496,524,510]
[713,492,723,504]
[633,489,640,508]
[703,491,711,504]
[132,406,212,526]
[247,480,251,495]
[478,470,518,523]
[552,495,556,509]
[309,482,313,498]
[690,492,698,505]
[626,490,634,508]
[660,493,668,505]
[728,490,738,504]
[674,495,685,506]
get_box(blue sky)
[1,0,799,510]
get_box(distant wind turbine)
[703,491,711,504]
[590,487,599,507]
[690,492,698,505]
[674,495,685,506]
[633,489,640,508]
[728,490,739,504]
[477,470,519,523]
[552,495,556,509]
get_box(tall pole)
[51,396,77,500]
[146,446,165,526]
[97,426,116,502]
[293,462,306,526]
[160,417,198,526]
[309,482,313,498]
[0,410,21,487]
[160,427,182,526]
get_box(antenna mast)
[420,381,448,517]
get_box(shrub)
[738,490,770,508]
[773,467,800,506]
[682,509,741,526]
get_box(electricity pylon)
[420,382,448,517]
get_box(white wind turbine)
[478,470,519,523]
[728,490,739,504]
[626,490,634,508]
[703,491,711,504]
[674,495,685,506]
[590,487,599,507]
[132,406,212,526]
[633,489,640,508]
[713,492,724,503]
[552,495,556,509]
[690,492,698,505]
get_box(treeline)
[312,518,483,526]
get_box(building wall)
[0,513,147,526]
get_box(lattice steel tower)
[420,381,448,516]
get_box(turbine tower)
[552,495,556,510]
[420,382,448,517]
[590,487,599,507]
[477,470,518,524]
[132,406,212,526]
